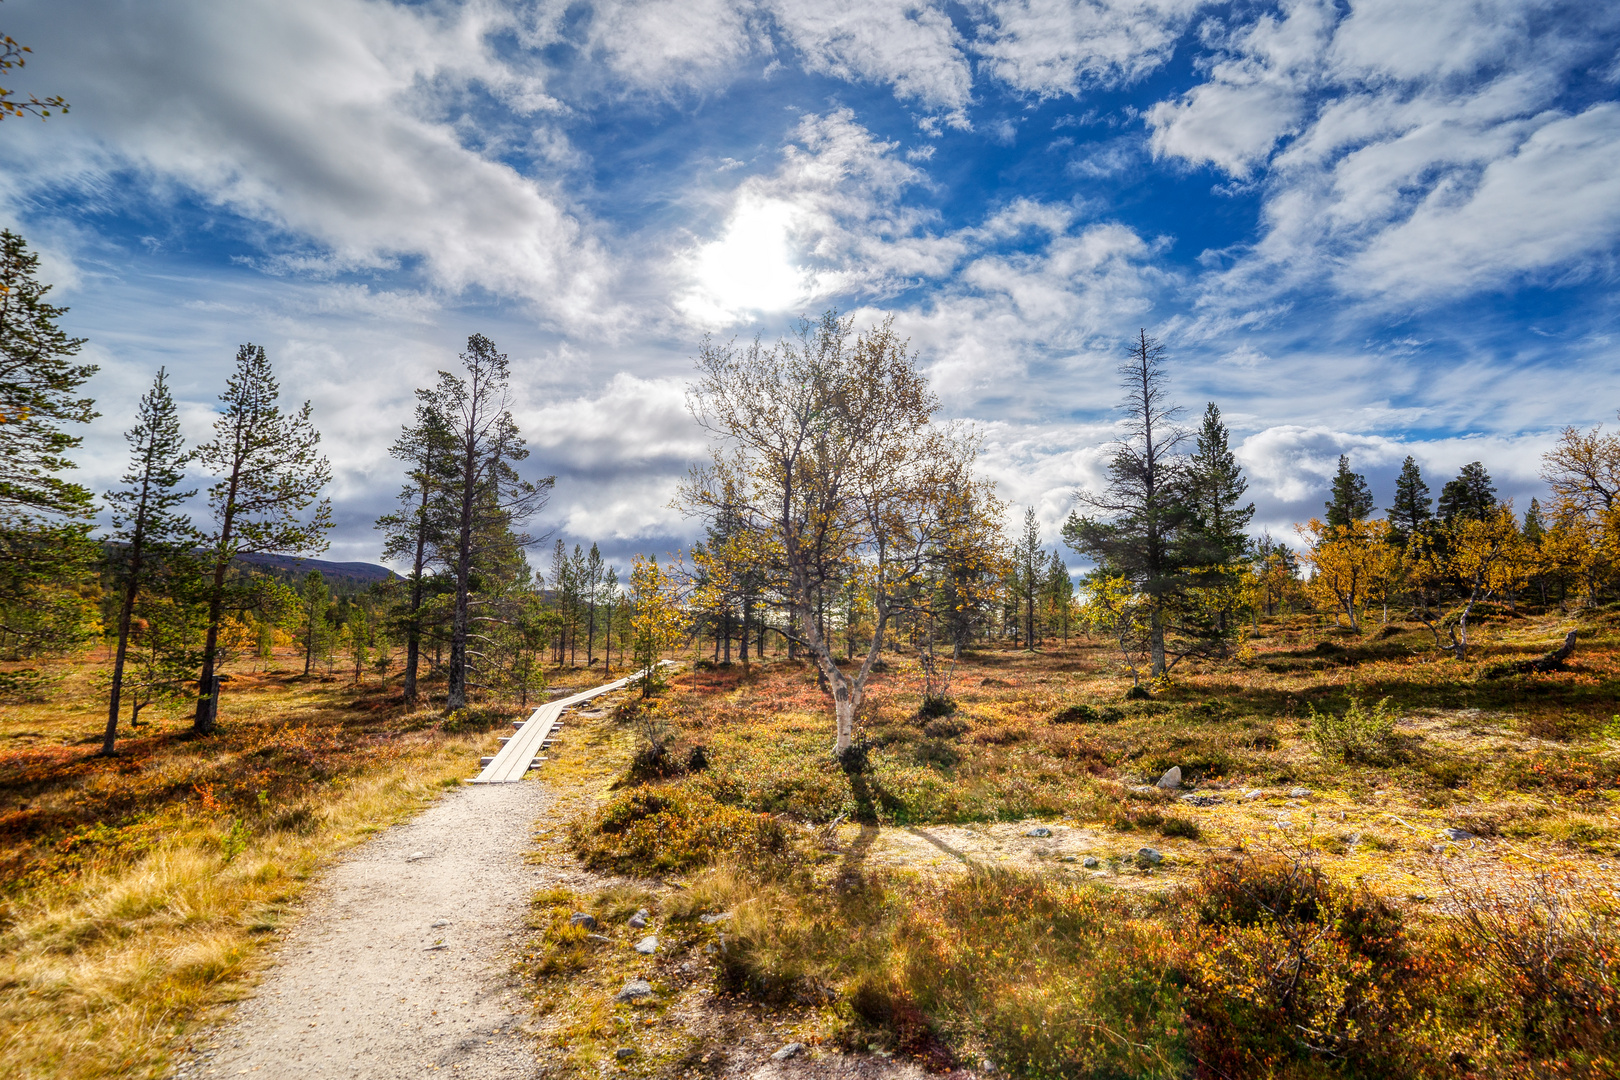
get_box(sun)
[684,197,805,322]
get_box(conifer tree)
[1388,456,1432,546]
[436,335,552,710]
[298,570,331,676]
[1437,461,1497,523]
[194,345,332,733]
[376,392,454,706]
[1179,402,1254,565]
[1013,507,1042,648]
[102,368,197,755]
[1063,330,1190,677]
[0,230,100,653]
[1325,454,1375,531]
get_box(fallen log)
[1489,630,1578,677]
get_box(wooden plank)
[468,665,666,784]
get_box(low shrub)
[569,785,793,875]
[1051,703,1123,724]
[917,694,957,720]
[1308,695,1398,762]
[920,716,968,740]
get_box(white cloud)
[3,0,613,327]
[769,0,975,121]
[972,0,1211,99]
[571,0,766,96]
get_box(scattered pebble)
[1441,827,1474,842]
[615,1047,636,1061]
[570,912,598,931]
[1287,787,1313,799]
[406,852,429,862]
[430,920,450,929]
[771,1042,806,1061]
[1157,766,1182,789]
[614,979,654,1002]
[1243,789,1265,800]
[635,935,658,955]
[1082,856,1101,869]
[1025,826,1053,838]
[628,909,649,929]
[1137,847,1163,865]
[1179,794,1222,807]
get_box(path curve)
[178,780,552,1080]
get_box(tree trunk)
[103,537,144,756]
[194,549,231,734]
[1149,603,1167,677]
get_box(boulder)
[1156,766,1182,789]
[1287,787,1313,799]
[613,979,654,1002]
[635,935,658,955]
[628,909,648,929]
[1082,856,1101,869]
[1137,847,1164,865]
[1025,826,1053,838]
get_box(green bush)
[1308,695,1397,762]
[569,785,792,875]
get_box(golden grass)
[0,649,613,1080]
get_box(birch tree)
[683,312,977,755]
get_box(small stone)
[1129,785,1157,795]
[570,912,598,931]
[588,933,613,943]
[771,1042,805,1061]
[1137,847,1163,865]
[1157,766,1182,789]
[406,852,429,861]
[635,935,658,954]
[1059,855,1077,863]
[1179,794,1222,807]
[1243,789,1265,800]
[1025,826,1053,838]
[628,909,649,929]
[615,1047,636,1061]
[981,1060,997,1074]
[1441,827,1474,842]
[1288,787,1313,799]
[699,912,732,925]
[614,979,654,1002]
[1082,856,1100,869]
[430,920,450,928]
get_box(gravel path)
[178,780,552,1080]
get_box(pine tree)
[1388,456,1432,546]
[1523,498,1545,543]
[584,543,605,665]
[1325,454,1375,531]
[437,335,553,710]
[102,368,198,755]
[1437,461,1497,523]
[376,392,455,707]
[1063,330,1190,677]
[1014,507,1042,648]
[0,230,100,654]
[194,345,332,733]
[298,571,331,677]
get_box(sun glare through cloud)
[681,197,805,324]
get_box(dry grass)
[0,648,609,1080]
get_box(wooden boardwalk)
[469,667,662,784]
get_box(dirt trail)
[176,780,557,1080]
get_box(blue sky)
[4,0,1619,574]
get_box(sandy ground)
[174,780,555,1080]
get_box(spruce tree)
[1438,461,1497,522]
[298,570,331,676]
[1388,456,1432,546]
[0,230,100,653]
[194,345,332,733]
[1325,454,1375,531]
[1179,402,1254,565]
[1523,498,1545,543]
[1014,507,1042,648]
[103,368,197,755]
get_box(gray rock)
[1179,794,1222,807]
[1137,847,1164,865]
[628,909,649,929]
[570,912,598,931]
[1442,827,1474,842]
[1243,789,1265,800]
[981,1060,997,1074]
[1025,826,1053,838]
[635,935,658,955]
[1129,785,1158,795]
[615,1048,636,1061]
[587,933,613,943]
[1059,855,1077,863]
[613,979,654,1002]
[699,912,732,925]
[1156,766,1182,789]
[1082,856,1100,869]
[1287,787,1313,799]
[771,1043,806,1061]
[406,851,429,862]
[430,920,450,928]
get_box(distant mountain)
[233,553,399,594]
